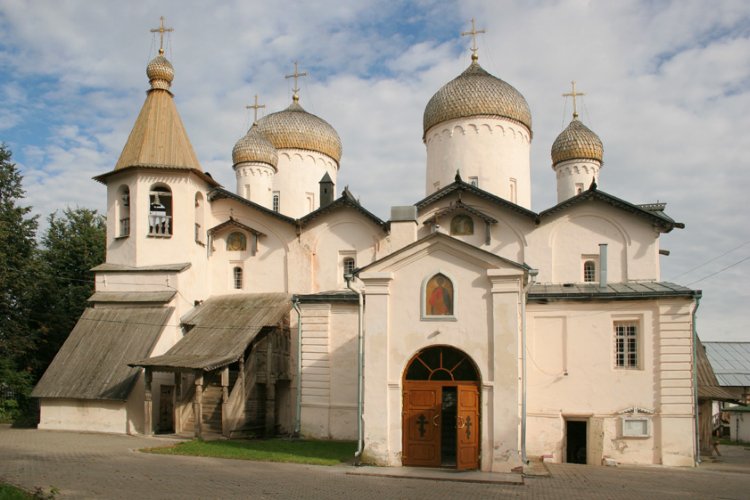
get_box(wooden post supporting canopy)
[221,366,230,437]
[144,368,153,436]
[194,370,204,439]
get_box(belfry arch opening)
[402,346,480,470]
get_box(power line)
[670,240,750,281]
[685,255,750,286]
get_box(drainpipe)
[521,268,539,464]
[346,273,365,465]
[692,293,702,465]
[292,297,302,438]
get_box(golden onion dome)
[232,124,278,169]
[423,60,531,137]
[147,50,174,90]
[255,100,342,164]
[551,118,603,166]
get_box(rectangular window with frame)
[615,322,639,369]
[272,192,280,212]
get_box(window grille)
[343,257,356,278]
[273,192,280,212]
[233,267,243,289]
[615,323,638,368]
[583,260,596,282]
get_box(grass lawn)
[144,438,356,466]
[0,483,33,499]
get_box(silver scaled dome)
[255,100,342,164]
[551,118,603,166]
[147,51,174,90]
[232,124,279,168]
[423,60,532,137]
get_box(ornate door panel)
[456,384,479,470]
[402,382,441,467]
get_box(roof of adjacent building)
[423,59,532,138]
[132,293,291,372]
[551,118,603,166]
[704,342,750,387]
[90,262,191,273]
[697,338,742,401]
[32,306,173,401]
[529,281,699,301]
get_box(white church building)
[33,25,701,472]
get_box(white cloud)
[1,0,748,340]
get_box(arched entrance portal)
[402,346,480,470]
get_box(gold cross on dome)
[461,18,486,60]
[563,81,585,119]
[246,94,265,123]
[150,16,174,55]
[285,61,308,101]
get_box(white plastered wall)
[359,238,525,472]
[272,149,338,218]
[424,117,531,208]
[234,162,276,209]
[525,298,696,466]
[553,159,601,203]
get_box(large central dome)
[255,101,342,164]
[423,60,532,138]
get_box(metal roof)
[529,281,699,301]
[697,338,742,402]
[132,293,291,372]
[91,262,191,273]
[704,342,750,387]
[88,291,176,304]
[299,188,387,231]
[32,306,173,401]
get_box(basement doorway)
[565,419,587,464]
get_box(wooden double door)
[402,381,480,470]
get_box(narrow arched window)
[425,273,454,316]
[194,192,204,243]
[450,214,473,235]
[117,185,130,237]
[233,267,243,289]
[227,232,247,251]
[584,260,596,282]
[148,185,172,236]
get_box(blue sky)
[1,0,749,341]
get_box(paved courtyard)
[1,426,749,499]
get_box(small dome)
[423,60,531,137]
[551,118,603,166]
[255,100,342,164]
[232,124,278,168]
[147,52,174,90]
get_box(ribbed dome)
[551,118,603,166]
[255,101,342,164]
[232,124,278,168]
[147,53,174,90]
[423,60,531,136]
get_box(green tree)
[30,207,105,377]
[0,144,38,366]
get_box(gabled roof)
[704,342,750,387]
[423,199,498,225]
[207,188,296,226]
[299,187,387,231]
[357,231,529,275]
[207,217,266,237]
[91,262,191,273]
[132,293,291,372]
[529,281,699,301]
[88,291,176,304]
[538,183,683,233]
[415,174,538,220]
[32,306,173,401]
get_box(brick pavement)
[1,426,749,499]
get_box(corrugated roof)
[529,281,698,301]
[32,307,173,401]
[88,291,176,304]
[132,293,291,371]
[704,342,750,387]
[697,338,741,402]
